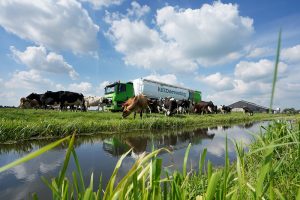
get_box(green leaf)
[206,171,221,200]
[183,143,191,177]
[199,148,207,176]
[58,133,76,186]
[269,29,281,112]
[72,149,86,192]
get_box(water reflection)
[102,128,215,159]
[0,121,269,199]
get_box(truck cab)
[104,81,134,111]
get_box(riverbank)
[0,108,299,143]
[187,119,300,199]
[1,118,298,199]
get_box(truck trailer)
[104,78,201,111]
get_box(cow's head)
[102,97,109,104]
[122,107,132,118]
[19,97,27,108]
[19,97,31,109]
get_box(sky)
[0,0,300,109]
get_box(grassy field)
[1,108,299,143]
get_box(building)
[228,100,274,113]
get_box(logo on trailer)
[158,86,186,97]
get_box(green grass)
[1,119,299,199]
[1,108,298,143]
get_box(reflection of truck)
[104,78,201,111]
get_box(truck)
[104,78,201,111]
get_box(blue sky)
[0,0,300,109]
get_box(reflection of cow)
[122,94,149,119]
[238,122,254,129]
[193,128,215,139]
[125,137,148,159]
[243,107,253,116]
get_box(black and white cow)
[162,97,178,116]
[176,99,190,114]
[243,106,253,116]
[41,91,86,111]
[147,98,160,113]
[218,105,232,114]
[41,91,62,109]
[60,91,86,111]
[26,93,43,107]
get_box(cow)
[84,96,109,111]
[19,97,40,109]
[146,98,160,113]
[243,106,253,116]
[194,101,216,114]
[41,91,62,109]
[161,97,178,116]
[176,99,190,114]
[26,93,43,106]
[60,91,86,111]
[218,105,232,114]
[122,94,149,119]
[41,91,86,111]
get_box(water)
[0,121,269,199]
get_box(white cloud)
[156,2,253,65]
[4,70,54,90]
[144,74,182,86]
[10,46,78,79]
[0,0,99,54]
[246,47,274,58]
[127,1,150,19]
[80,0,123,9]
[93,80,109,96]
[106,1,254,72]
[68,82,92,94]
[281,44,300,63]
[234,59,287,82]
[106,18,197,72]
[199,59,289,106]
[196,73,234,91]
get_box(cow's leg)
[140,110,143,119]
[134,112,136,119]
[147,106,152,114]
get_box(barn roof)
[228,100,273,111]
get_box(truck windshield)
[105,85,115,94]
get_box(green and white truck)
[104,78,201,111]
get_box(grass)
[1,120,299,199]
[1,108,298,143]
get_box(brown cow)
[194,101,216,114]
[19,97,40,109]
[122,94,149,119]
